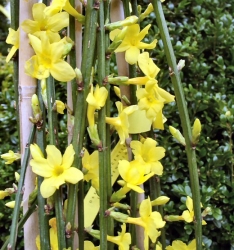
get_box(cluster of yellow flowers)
[2,0,208,249]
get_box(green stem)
[36,82,50,250]
[1,198,38,250]
[149,176,166,249]
[8,125,36,249]
[69,0,77,110]
[103,4,114,248]
[46,76,66,250]
[97,1,108,249]
[65,2,98,249]
[10,0,20,146]
[152,1,202,248]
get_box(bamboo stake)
[19,1,38,249]
[110,0,130,101]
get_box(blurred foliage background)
[0,0,234,249]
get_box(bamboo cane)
[110,0,130,101]
[19,1,38,249]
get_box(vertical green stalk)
[123,0,139,246]
[65,2,98,249]
[46,76,66,250]
[69,0,77,110]
[97,1,108,249]
[149,176,166,249]
[1,198,37,250]
[8,125,36,250]
[103,3,114,248]
[36,82,50,250]
[152,1,202,248]
[10,0,20,145]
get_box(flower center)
[53,165,64,176]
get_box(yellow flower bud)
[0,191,10,199]
[192,118,201,145]
[5,201,16,208]
[75,68,83,84]
[105,16,138,31]
[31,94,42,122]
[15,172,20,182]
[169,126,186,146]
[114,86,121,99]
[55,100,66,114]
[151,196,170,206]
[139,3,154,22]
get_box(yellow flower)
[151,196,170,206]
[181,196,207,225]
[107,223,131,250]
[118,160,154,193]
[105,102,138,144]
[82,149,99,191]
[83,241,99,250]
[139,3,154,22]
[136,86,164,121]
[86,84,108,126]
[36,218,59,250]
[44,0,85,24]
[0,191,10,199]
[30,144,83,198]
[191,118,201,145]
[5,201,23,208]
[1,150,21,164]
[130,138,165,175]
[55,100,66,114]
[21,3,69,42]
[5,27,19,62]
[115,24,157,65]
[126,52,174,103]
[25,32,76,82]
[127,197,165,249]
[166,239,196,250]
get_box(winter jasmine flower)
[0,191,10,199]
[106,223,131,250]
[86,84,108,126]
[130,138,165,175]
[25,32,76,82]
[44,0,85,24]
[1,150,21,164]
[36,218,59,250]
[181,196,207,225]
[118,160,154,193]
[105,102,138,144]
[136,85,164,121]
[5,27,19,62]
[21,3,69,42]
[114,24,157,65]
[55,100,66,114]
[126,197,166,249]
[166,239,196,250]
[30,144,83,198]
[82,149,99,191]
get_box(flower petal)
[50,59,76,82]
[63,167,83,184]
[40,178,57,198]
[139,197,151,218]
[125,46,140,65]
[46,145,62,168]
[30,158,53,177]
[62,144,75,169]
